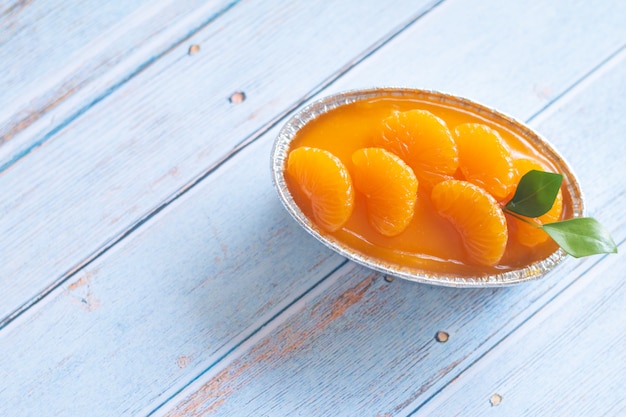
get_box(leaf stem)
[503,208,541,229]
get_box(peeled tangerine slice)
[352,147,418,236]
[377,109,458,188]
[431,180,508,266]
[287,147,354,232]
[454,123,515,200]
[509,159,564,247]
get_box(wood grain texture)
[321,0,626,120]
[159,249,624,416]
[414,247,625,417]
[0,0,440,326]
[528,47,626,221]
[0,0,624,416]
[0,134,345,416]
[155,14,626,416]
[2,0,624,329]
[0,0,237,167]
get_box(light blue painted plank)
[0,1,446,414]
[529,51,626,217]
[155,19,626,417]
[0,0,236,165]
[414,247,626,417]
[0,1,624,416]
[1,0,624,330]
[324,0,626,119]
[158,257,622,417]
[0,134,344,417]
[0,0,441,325]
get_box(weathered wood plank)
[0,1,624,416]
[0,0,237,166]
[0,0,441,326]
[158,249,623,417]
[527,47,626,214]
[2,0,624,328]
[154,25,626,416]
[0,135,345,416]
[414,247,625,417]
[322,0,626,121]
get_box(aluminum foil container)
[271,88,584,287]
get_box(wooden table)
[1,1,624,415]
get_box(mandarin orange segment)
[512,158,545,184]
[287,147,354,232]
[431,180,508,266]
[454,123,515,200]
[376,109,458,188]
[508,158,564,247]
[351,147,418,236]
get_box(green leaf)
[542,218,618,258]
[505,170,563,217]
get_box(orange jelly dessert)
[284,94,573,276]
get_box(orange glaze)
[285,95,572,276]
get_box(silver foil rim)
[271,88,584,287]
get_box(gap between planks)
[146,40,626,414]
[1,1,620,414]
[0,0,446,331]
[143,260,351,417]
[147,39,626,416]
[526,42,626,125]
[407,237,625,416]
[0,0,242,173]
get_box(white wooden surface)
[0,0,624,416]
